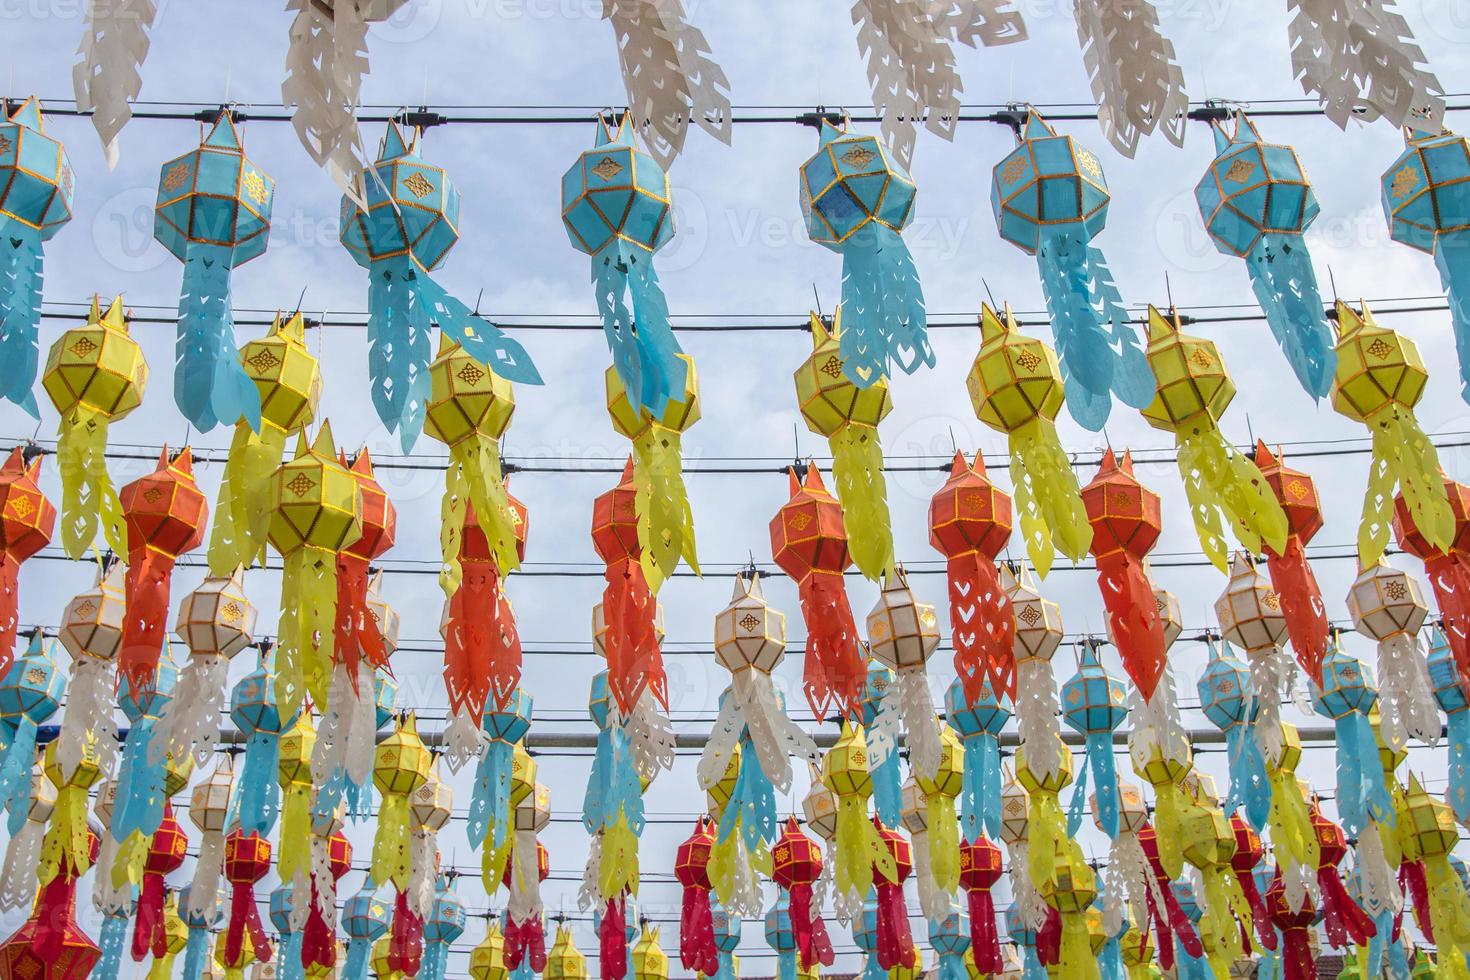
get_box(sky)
[4,0,1470,975]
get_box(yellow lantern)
[821,721,894,901]
[605,352,700,590]
[371,712,431,889]
[1016,742,1073,896]
[1034,836,1099,980]
[631,926,669,980]
[426,333,520,595]
[470,921,509,980]
[1129,736,1192,883]
[209,311,322,575]
[1139,306,1287,571]
[267,421,363,714]
[276,710,316,886]
[545,923,587,980]
[1400,773,1470,962]
[38,736,99,885]
[146,893,189,980]
[1179,795,1249,972]
[1119,926,1153,980]
[42,294,146,557]
[1330,300,1454,564]
[914,724,963,898]
[795,309,893,580]
[369,935,400,979]
[966,303,1090,576]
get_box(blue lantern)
[0,633,62,831]
[1382,127,1470,402]
[1196,638,1269,830]
[470,686,533,848]
[0,98,73,418]
[583,670,643,838]
[177,883,222,980]
[766,892,798,980]
[1060,643,1126,837]
[153,112,272,432]
[1428,626,1470,823]
[559,114,684,417]
[1194,110,1335,398]
[271,881,304,980]
[342,877,389,980]
[715,686,778,856]
[1312,646,1392,836]
[112,645,180,842]
[929,901,971,980]
[944,675,1011,842]
[229,652,297,835]
[991,109,1153,430]
[860,663,902,826]
[423,875,466,980]
[798,119,933,389]
[1004,902,1044,979]
[711,898,741,980]
[341,122,540,451]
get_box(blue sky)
[5,0,1470,974]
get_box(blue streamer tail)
[1245,233,1336,398]
[1450,711,1470,824]
[280,932,305,980]
[959,735,983,842]
[96,913,130,980]
[1065,750,1090,837]
[112,720,167,840]
[1036,231,1117,431]
[233,732,281,835]
[344,939,372,980]
[871,746,902,827]
[1436,237,1470,404]
[181,926,211,980]
[366,258,432,452]
[1088,733,1119,838]
[837,225,932,388]
[592,242,685,418]
[613,727,644,834]
[1088,246,1156,409]
[0,225,41,417]
[473,740,513,845]
[780,950,797,980]
[414,275,542,386]
[0,716,37,835]
[981,736,1002,840]
[736,739,778,852]
[176,244,260,432]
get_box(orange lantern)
[593,458,663,715]
[0,447,54,676]
[1394,472,1470,689]
[1254,442,1330,683]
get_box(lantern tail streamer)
[1011,418,1093,576]
[276,547,336,717]
[1224,725,1271,830]
[1377,632,1442,750]
[837,225,932,388]
[1436,242,1470,401]
[313,661,377,790]
[830,424,892,580]
[235,732,281,836]
[898,672,942,779]
[443,438,520,586]
[946,551,1014,702]
[1266,537,1330,683]
[696,693,742,792]
[833,800,890,900]
[187,831,223,924]
[0,719,39,828]
[0,809,43,908]
[1425,554,1470,687]
[1176,426,1289,570]
[388,890,423,975]
[1072,0,1187,157]
[154,653,226,766]
[1242,234,1336,398]
[175,245,259,433]
[628,692,677,778]
[0,229,41,417]
[961,727,1002,841]
[1361,406,1452,566]
[1016,662,1062,783]
[632,426,697,588]
[365,260,432,453]
[1096,552,1166,700]
[372,790,412,889]
[208,422,286,575]
[594,241,683,419]
[796,574,865,719]
[603,560,664,713]
[57,407,125,558]
[56,658,116,779]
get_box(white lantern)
[865,566,943,779]
[159,571,257,767]
[1348,561,1440,750]
[56,562,125,780]
[187,756,235,921]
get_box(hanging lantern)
[408,764,452,920]
[710,899,740,980]
[1252,441,1331,683]
[341,121,538,450]
[1118,926,1153,980]
[999,767,1045,937]
[1130,724,1194,889]
[301,813,352,974]
[1215,552,1291,768]
[1135,821,1202,972]
[1265,870,1317,980]
[591,594,674,786]
[1061,642,1126,837]
[1005,564,1065,786]
[153,111,273,431]
[1004,902,1042,978]
[928,449,1013,701]
[1139,306,1288,569]
[276,710,317,891]
[944,675,1009,845]
[1393,473,1470,693]
[159,569,257,766]
[965,303,1091,576]
[1309,802,1376,951]
[771,816,834,972]
[208,311,321,575]
[583,670,642,905]
[1227,813,1276,953]
[1397,774,1470,964]
[470,921,507,980]
[372,713,431,894]
[269,422,363,716]
[0,816,97,979]
[798,119,932,387]
[771,464,867,719]
[0,767,53,910]
[851,893,883,980]
[929,900,970,980]
[631,926,668,980]
[1177,785,1249,974]
[1194,111,1335,396]
[821,721,894,904]
[560,113,685,417]
[0,633,62,824]
[990,110,1153,429]
[1016,734,1074,918]
[229,653,296,838]
[765,892,800,980]
[185,756,234,930]
[42,295,145,557]
[468,688,531,867]
[866,566,942,777]
[913,726,964,917]
[0,96,71,418]
[220,828,273,971]
[1196,639,1269,831]
[859,664,902,829]
[0,448,53,675]
[1347,561,1441,750]
[1381,126,1470,403]
[1313,645,1395,841]
[802,761,849,926]
[593,458,666,715]
[342,878,388,980]
[55,559,125,781]
[1094,783,1155,963]
[1263,723,1319,914]
[796,309,894,579]
[544,924,585,980]
[675,818,719,977]
[503,783,550,972]
[421,876,465,980]
[1331,299,1453,565]
[957,836,1002,975]
[1034,836,1100,979]
[179,887,218,980]
[267,884,301,980]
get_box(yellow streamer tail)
[482,824,515,892]
[633,426,698,591]
[57,406,125,559]
[708,828,738,907]
[1267,771,1319,875]
[1150,782,1185,881]
[834,798,886,898]
[927,795,960,894]
[1011,419,1092,576]
[1427,857,1470,969]
[829,423,893,581]
[38,784,90,886]
[207,422,286,576]
[372,792,412,889]
[110,829,146,890]
[275,547,337,717]
[1362,405,1454,565]
[439,457,471,598]
[1060,913,1100,980]
[458,433,521,574]
[1177,422,1288,569]
[278,784,310,883]
[599,814,640,899]
[1026,790,1065,891]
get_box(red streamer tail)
[387,889,423,976]
[118,550,173,693]
[1233,870,1277,951]
[948,554,1015,702]
[1427,554,1470,690]
[966,887,1002,974]
[1280,926,1315,980]
[486,569,524,711]
[1144,885,1174,972]
[334,554,385,685]
[1035,907,1061,967]
[679,887,717,975]
[1317,869,1375,948]
[809,912,835,968]
[445,560,496,723]
[131,871,166,961]
[0,553,19,678]
[225,882,270,965]
[874,880,914,970]
[1400,860,1433,942]
[1267,538,1330,684]
[798,573,865,720]
[302,887,336,970]
[1096,553,1166,700]
[601,898,628,980]
[603,561,664,714]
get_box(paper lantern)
[0,816,96,980]
[129,804,187,963]
[771,816,833,972]
[42,295,145,558]
[0,97,72,419]
[1016,738,1074,913]
[674,818,719,976]
[1398,774,1470,960]
[1092,781,1153,958]
[419,876,464,980]
[1194,111,1334,396]
[965,303,1090,576]
[229,653,295,838]
[1004,564,1065,785]
[592,458,666,714]
[503,787,550,972]
[267,883,302,980]
[207,311,321,575]
[54,560,125,782]
[631,927,668,980]
[372,713,431,891]
[1347,561,1440,751]
[158,569,256,768]
[146,894,188,980]
[1215,552,1291,768]
[765,892,798,980]
[958,836,1002,974]
[1177,792,1249,974]
[710,899,740,980]
[273,711,317,891]
[1196,639,1269,832]
[1252,441,1331,683]
[821,722,894,902]
[469,687,531,863]
[1130,727,1192,886]
[544,924,586,980]
[1033,835,1098,977]
[0,633,61,827]
[183,756,234,930]
[110,648,187,865]
[1226,813,1275,953]
[1135,821,1202,971]
[153,112,273,431]
[865,567,942,777]
[944,675,1009,845]
[1394,473,1470,694]
[342,878,388,980]
[560,113,684,417]
[915,724,963,901]
[221,829,272,970]
[408,764,451,919]
[1060,642,1126,836]
[583,670,642,905]
[799,119,931,387]
[929,899,971,980]
[1313,644,1396,845]
[299,819,352,974]
[342,122,537,450]
[0,449,53,676]
[771,465,867,718]
[1309,803,1376,950]
[1265,871,1317,980]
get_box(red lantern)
[222,829,273,967]
[334,448,395,684]
[674,817,718,976]
[771,817,833,970]
[593,458,663,714]
[1255,442,1330,683]
[1394,472,1470,688]
[0,824,98,978]
[0,447,54,677]
[601,895,629,980]
[959,835,1003,974]
[1137,822,1201,970]
[118,447,207,691]
[389,885,424,975]
[871,818,914,970]
[928,450,1015,701]
[1080,449,1167,700]
[770,465,866,719]
[302,829,353,970]
[1229,813,1276,951]
[131,801,188,961]
[1266,870,1317,980]
[501,838,548,971]
[1310,802,1375,948]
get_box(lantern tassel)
[1097,552,1166,700]
[154,653,227,766]
[176,244,260,433]
[112,709,167,841]
[836,225,932,387]
[1434,236,1470,401]
[961,727,1002,841]
[603,558,664,713]
[314,661,378,791]
[235,728,281,837]
[0,716,39,829]
[829,422,892,581]
[55,658,117,779]
[898,671,942,779]
[507,830,542,928]
[442,437,519,591]
[1331,709,1392,836]
[1376,632,1441,750]
[0,813,43,908]
[409,832,436,917]
[182,920,212,980]
[632,425,698,590]
[926,794,959,896]
[372,789,413,889]
[1265,536,1330,683]
[188,830,225,923]
[833,797,889,900]
[627,692,676,778]
[1176,424,1288,571]
[1010,418,1092,576]
[864,707,903,827]
[0,229,41,417]
[599,814,640,899]
[278,777,311,885]
[208,421,287,575]
[594,241,683,419]
[1361,406,1453,566]
[387,888,424,975]
[796,573,865,719]
[119,548,174,693]
[366,258,433,453]
[1224,724,1271,831]
[1016,661,1062,783]
[276,546,337,717]
[1424,553,1470,689]
[57,406,126,558]
[1244,233,1336,398]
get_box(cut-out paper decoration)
[469,688,531,875]
[0,769,53,911]
[268,884,301,980]
[1254,442,1330,683]
[1177,784,1249,976]
[72,1,158,166]
[178,882,222,980]
[911,725,964,919]
[821,722,895,907]
[301,813,352,974]
[1197,639,1270,831]
[1071,0,1187,157]
[38,736,101,890]
[1216,553,1292,769]
[342,122,538,451]
[1264,723,1320,911]
[409,765,452,922]
[800,119,932,389]
[0,802,97,979]
[1430,627,1470,824]
[1228,814,1276,954]
[43,295,145,558]
[860,663,902,829]
[848,0,1026,168]
[221,827,272,971]
[372,713,431,897]
[1195,112,1335,398]
[503,781,551,972]
[1139,305,1288,569]
[802,762,850,925]
[1034,831,1100,978]
[562,114,684,419]
[1393,473,1470,689]
[87,781,129,977]
[1094,783,1154,959]
[997,771,1044,933]
[772,816,834,973]
[584,671,643,907]
[930,901,971,980]
[183,756,233,929]
[111,651,186,855]
[991,112,1154,429]
[945,676,1009,844]
[771,465,868,720]
[1130,731,1192,894]
[676,818,719,978]
[269,422,363,716]
[0,98,73,418]
[343,878,389,980]
[1003,903,1041,978]
[0,449,53,676]
[865,567,943,778]
[422,876,464,980]
[147,894,186,980]
[1286,0,1444,130]
[153,113,272,432]
[229,654,294,843]
[1005,565,1065,786]
[158,569,256,767]
[1396,774,1470,968]
[1061,642,1126,837]
[276,712,317,896]
[593,459,667,715]
[929,449,1013,701]
[1330,299,1453,565]
[1016,748,1078,957]
[1136,820,1202,971]
[1313,646,1395,844]
[118,447,206,692]
[545,923,586,980]
[958,835,1002,974]
[0,634,61,829]
[797,309,893,579]
[55,560,125,781]
[1347,561,1441,750]
[870,819,916,971]
[631,926,668,980]
[208,311,321,575]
